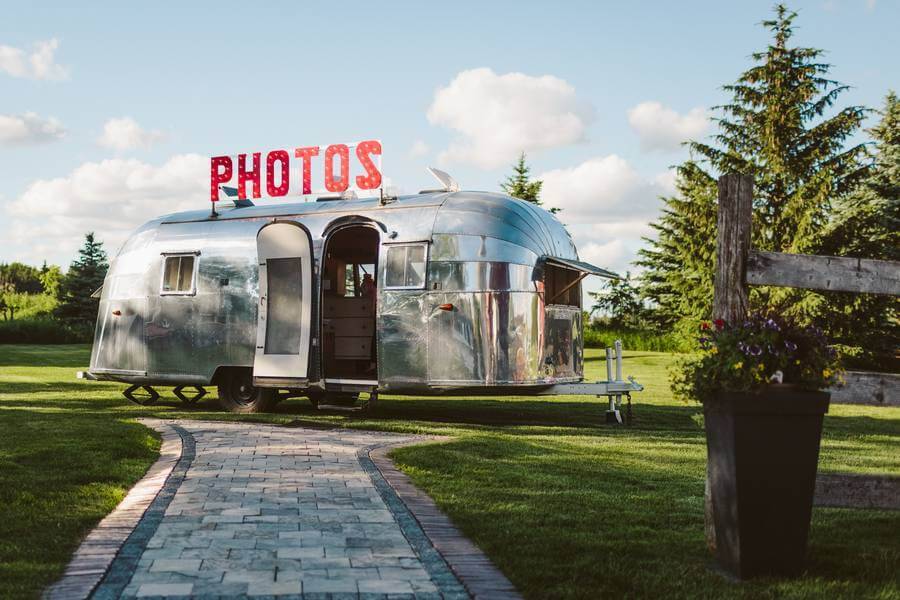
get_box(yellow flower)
[823,369,832,378]
[710,347,718,355]
[757,363,765,371]
[733,361,743,370]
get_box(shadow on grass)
[822,413,900,437]
[391,435,900,600]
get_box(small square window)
[384,244,428,289]
[161,255,196,294]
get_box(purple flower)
[765,318,780,331]
[785,340,797,353]
[699,337,711,349]
[748,344,763,357]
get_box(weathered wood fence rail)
[714,172,900,319]
[747,251,900,296]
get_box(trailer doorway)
[320,225,379,385]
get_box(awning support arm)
[548,272,588,304]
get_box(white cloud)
[408,140,429,159]
[0,39,68,80]
[5,154,207,263]
[578,239,629,274]
[537,156,676,278]
[427,67,595,169]
[627,101,708,152]
[652,168,678,196]
[0,112,66,145]
[98,117,165,151]
[539,155,666,221]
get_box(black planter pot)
[704,387,830,579]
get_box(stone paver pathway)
[90,421,471,599]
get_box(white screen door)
[254,222,312,383]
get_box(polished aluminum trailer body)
[88,191,617,395]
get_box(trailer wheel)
[217,369,276,413]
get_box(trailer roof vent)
[419,167,460,194]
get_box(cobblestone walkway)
[91,421,470,599]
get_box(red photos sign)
[210,139,382,202]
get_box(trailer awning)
[542,256,620,279]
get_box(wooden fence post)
[713,173,754,323]
[706,172,754,553]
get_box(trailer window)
[384,244,427,289]
[161,255,196,294]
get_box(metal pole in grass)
[605,347,622,424]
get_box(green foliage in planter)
[672,314,842,403]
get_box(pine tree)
[818,92,900,369]
[55,233,108,330]
[638,4,868,329]
[589,272,645,329]
[638,162,717,327]
[501,153,559,213]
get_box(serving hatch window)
[160,254,197,295]
[384,243,427,289]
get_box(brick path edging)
[43,421,183,599]
[367,442,522,600]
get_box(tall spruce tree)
[819,92,900,368]
[501,153,559,213]
[55,233,108,330]
[638,4,868,329]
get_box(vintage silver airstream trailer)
[82,187,642,415]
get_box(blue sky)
[2,0,897,302]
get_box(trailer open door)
[253,221,313,387]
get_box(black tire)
[217,369,276,413]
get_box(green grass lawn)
[0,344,897,599]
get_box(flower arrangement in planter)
[673,315,842,402]
[673,314,842,579]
